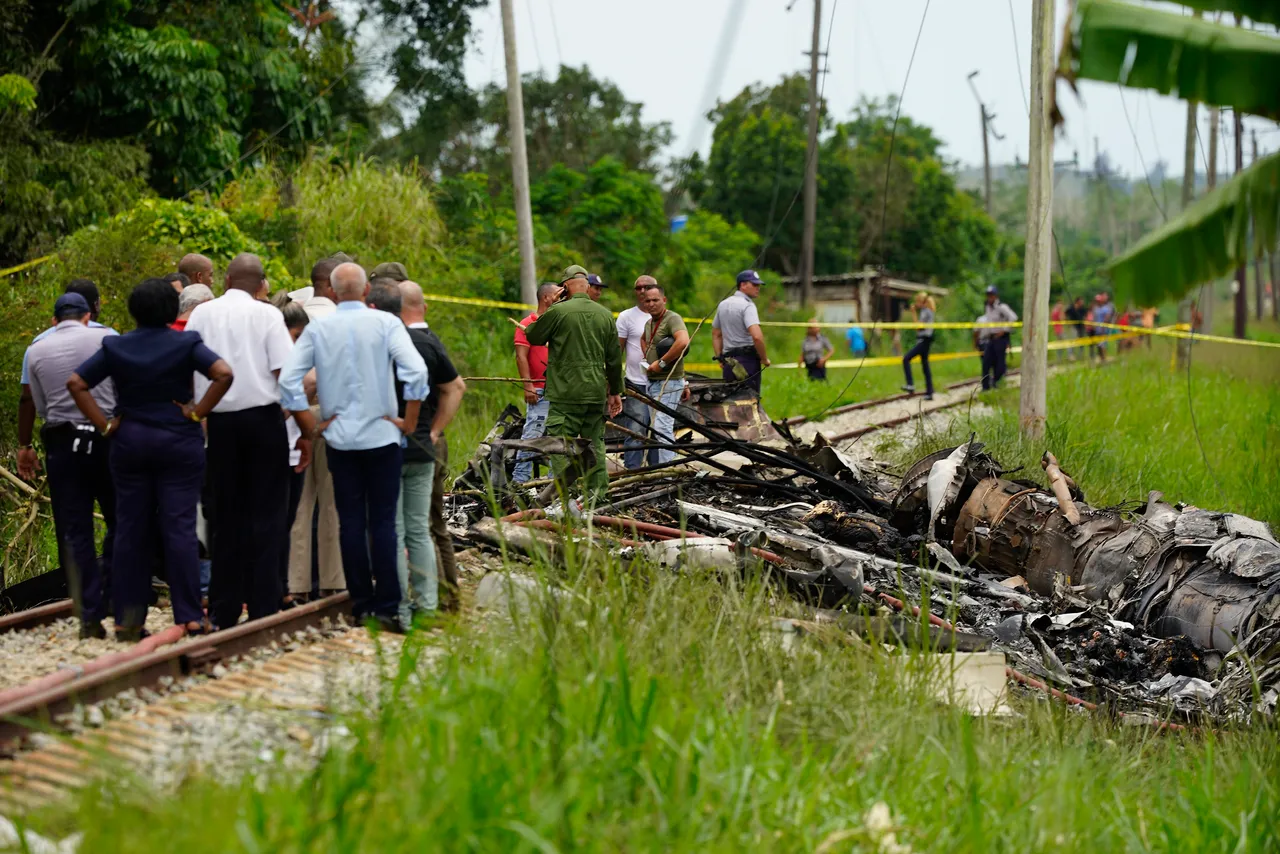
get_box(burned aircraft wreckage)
[452,377,1280,722]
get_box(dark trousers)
[430,436,459,610]
[279,469,305,598]
[804,361,827,381]
[43,424,115,623]
[903,337,934,395]
[981,335,1009,390]
[206,404,289,629]
[110,420,205,627]
[721,348,763,394]
[328,443,403,620]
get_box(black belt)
[723,347,757,358]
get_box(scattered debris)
[452,396,1280,725]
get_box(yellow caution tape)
[423,292,535,312]
[0,254,53,278]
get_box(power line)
[811,0,931,422]
[1118,87,1168,222]
[546,0,564,68]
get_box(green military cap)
[329,251,354,263]
[561,264,589,283]
[370,261,409,282]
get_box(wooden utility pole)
[799,0,822,309]
[500,0,538,307]
[1019,0,1054,441]
[1233,106,1247,339]
[1253,129,1265,320]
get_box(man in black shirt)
[368,279,466,623]
[1064,296,1088,361]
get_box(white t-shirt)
[185,289,294,413]
[286,414,302,467]
[616,305,650,386]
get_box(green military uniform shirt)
[523,293,623,404]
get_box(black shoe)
[115,625,150,643]
[923,393,934,401]
[80,620,106,640]
[901,385,915,393]
[371,614,407,635]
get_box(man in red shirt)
[513,282,559,484]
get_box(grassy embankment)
[23,518,1280,851]
[10,310,1280,853]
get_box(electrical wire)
[809,0,931,423]
[546,0,564,68]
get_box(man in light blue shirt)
[279,262,429,630]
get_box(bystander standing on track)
[186,253,295,630]
[67,277,234,639]
[280,263,428,632]
[902,291,936,400]
[21,293,119,639]
[278,301,313,609]
[1065,296,1088,361]
[978,285,1017,390]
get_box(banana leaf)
[1063,0,1280,118]
[1107,149,1280,305]
[1174,0,1280,28]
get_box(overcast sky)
[458,0,1280,179]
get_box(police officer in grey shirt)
[712,270,771,394]
[20,293,118,638]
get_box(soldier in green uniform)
[523,265,624,507]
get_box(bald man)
[186,252,296,630]
[616,274,657,469]
[382,280,466,617]
[177,254,214,288]
[279,263,428,630]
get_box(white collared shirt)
[185,289,294,413]
[303,294,337,321]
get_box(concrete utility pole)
[1020,0,1054,441]
[1253,129,1265,321]
[1176,96,1197,366]
[799,0,822,309]
[500,0,537,307]
[967,71,1000,216]
[1233,106,1247,339]
[1204,105,1220,332]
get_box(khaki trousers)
[287,435,345,593]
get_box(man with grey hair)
[280,262,428,631]
[172,284,214,331]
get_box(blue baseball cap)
[586,273,605,287]
[736,269,765,286]
[53,292,91,318]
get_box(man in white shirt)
[616,274,656,469]
[185,253,296,630]
[287,256,345,602]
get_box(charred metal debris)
[449,382,1280,724]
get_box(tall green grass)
[27,550,1280,852]
[874,346,1280,527]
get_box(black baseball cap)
[54,292,91,319]
[736,269,765,285]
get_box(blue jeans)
[396,460,437,623]
[645,378,686,465]
[327,443,403,621]
[619,381,651,469]
[513,390,550,484]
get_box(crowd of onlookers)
[19,252,466,639]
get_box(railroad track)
[0,593,379,816]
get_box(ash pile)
[450,400,1279,725]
